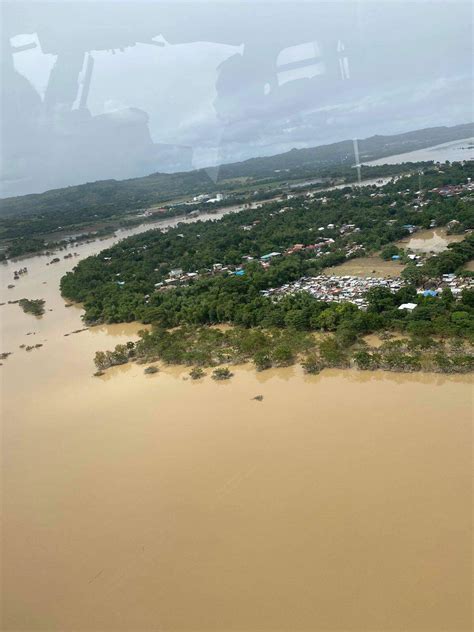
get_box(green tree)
[253,351,272,371]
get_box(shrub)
[189,367,206,379]
[144,365,159,374]
[212,367,233,380]
[253,351,272,371]
[271,344,295,367]
[319,337,349,368]
[302,353,324,374]
[353,350,380,370]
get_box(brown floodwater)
[1,220,473,631]
[398,228,465,254]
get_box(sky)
[1,0,473,197]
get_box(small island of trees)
[18,299,45,316]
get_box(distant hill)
[1,122,472,221]
[217,123,474,179]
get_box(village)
[150,238,474,311]
[136,219,472,308]
[261,274,405,309]
[260,272,474,310]
[96,167,474,312]
[151,234,350,292]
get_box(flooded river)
[364,137,474,166]
[1,195,473,630]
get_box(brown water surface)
[1,217,473,631]
[398,228,465,254]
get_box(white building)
[398,303,417,311]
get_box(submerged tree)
[212,367,233,380]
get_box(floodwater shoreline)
[1,140,473,631]
[90,323,474,378]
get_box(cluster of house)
[256,235,351,269]
[431,180,474,197]
[261,275,406,309]
[421,273,474,296]
[154,268,199,289]
[153,234,348,288]
[283,237,336,257]
[284,234,364,261]
[399,275,474,311]
[153,261,247,290]
[261,272,474,311]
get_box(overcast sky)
[1,1,472,197]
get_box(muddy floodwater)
[398,227,466,254]
[1,211,473,630]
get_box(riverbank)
[91,324,474,378]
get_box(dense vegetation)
[61,162,474,327]
[93,303,474,375]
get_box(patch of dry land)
[324,256,405,278]
[464,259,474,271]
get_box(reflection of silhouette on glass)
[2,3,195,195]
[1,2,471,197]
